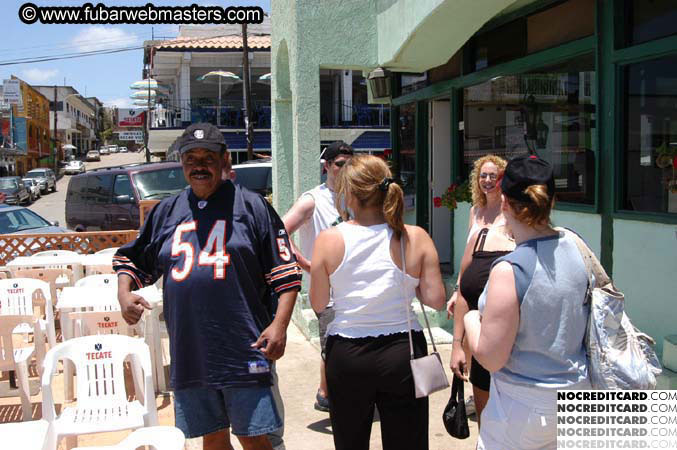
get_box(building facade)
[34,85,96,158]
[149,18,389,162]
[272,0,677,374]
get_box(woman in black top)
[450,226,514,428]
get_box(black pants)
[325,331,429,450]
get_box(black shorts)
[470,355,490,392]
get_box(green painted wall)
[552,210,602,258]
[613,219,677,356]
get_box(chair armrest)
[40,356,58,421]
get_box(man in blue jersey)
[114,123,301,450]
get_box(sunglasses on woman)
[479,173,498,181]
[331,160,347,167]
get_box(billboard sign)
[2,80,21,105]
[117,108,145,127]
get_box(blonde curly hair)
[470,154,507,207]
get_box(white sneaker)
[465,395,476,416]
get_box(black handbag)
[442,375,470,439]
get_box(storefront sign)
[117,108,145,127]
[1,80,21,105]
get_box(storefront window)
[462,54,596,204]
[623,56,677,214]
[398,103,417,224]
[627,0,677,46]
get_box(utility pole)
[242,23,254,160]
[53,85,58,172]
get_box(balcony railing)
[320,102,390,128]
[150,99,271,129]
[150,100,391,129]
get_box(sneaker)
[465,395,476,416]
[314,391,330,412]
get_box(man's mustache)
[190,170,211,177]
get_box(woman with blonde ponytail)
[310,154,446,450]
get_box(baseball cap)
[501,154,555,203]
[177,123,227,155]
[320,141,354,162]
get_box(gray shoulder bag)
[401,237,450,398]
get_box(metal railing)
[320,102,390,128]
[149,99,271,129]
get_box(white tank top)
[298,183,341,265]
[327,222,421,338]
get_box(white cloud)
[21,68,59,84]
[72,26,138,53]
[103,97,133,109]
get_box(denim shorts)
[173,384,283,439]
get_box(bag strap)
[402,234,439,360]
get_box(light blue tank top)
[478,232,589,389]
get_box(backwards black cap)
[320,141,354,162]
[501,154,555,203]
[178,122,227,155]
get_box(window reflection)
[462,55,596,204]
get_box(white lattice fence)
[0,230,138,266]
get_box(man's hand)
[118,290,152,325]
[0,192,6,203]
[251,322,287,360]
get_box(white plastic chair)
[72,426,185,450]
[42,334,158,450]
[75,274,117,288]
[94,247,119,256]
[0,278,55,371]
[33,250,80,258]
[0,314,40,421]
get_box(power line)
[0,45,144,66]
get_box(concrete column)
[341,69,352,123]
[179,53,192,124]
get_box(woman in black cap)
[463,155,591,450]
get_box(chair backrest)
[75,274,117,288]
[11,268,74,302]
[0,315,36,371]
[33,250,80,258]
[95,247,119,256]
[86,265,115,275]
[69,310,138,338]
[0,278,51,318]
[120,426,185,450]
[44,334,152,409]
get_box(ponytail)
[506,184,555,227]
[383,181,404,238]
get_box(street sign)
[2,80,21,105]
[117,108,145,127]
[115,130,144,143]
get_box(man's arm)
[281,194,315,272]
[251,290,297,360]
[118,273,152,325]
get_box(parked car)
[0,177,31,205]
[0,204,68,234]
[24,168,57,193]
[119,146,128,153]
[22,178,41,202]
[66,162,188,231]
[109,145,119,153]
[64,160,86,175]
[99,147,110,155]
[231,160,272,196]
[86,150,101,161]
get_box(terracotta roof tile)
[155,35,270,50]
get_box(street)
[27,151,146,229]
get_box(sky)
[1,0,270,108]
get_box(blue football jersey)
[113,181,301,389]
